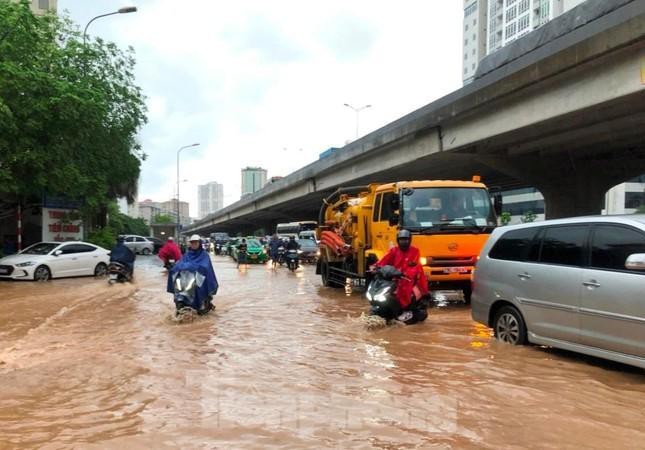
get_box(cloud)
[58,0,463,217]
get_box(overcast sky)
[57,0,463,216]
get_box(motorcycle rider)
[374,229,429,324]
[285,235,300,251]
[268,234,282,269]
[167,234,218,312]
[237,238,248,268]
[109,236,136,279]
[158,236,182,269]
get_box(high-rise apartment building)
[198,182,224,218]
[486,0,587,56]
[463,0,489,84]
[29,0,57,15]
[241,167,268,198]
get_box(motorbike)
[214,243,222,255]
[107,261,133,284]
[163,258,176,271]
[171,269,213,316]
[285,249,299,272]
[276,246,286,266]
[365,265,428,325]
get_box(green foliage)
[500,212,512,226]
[635,205,645,214]
[0,1,147,209]
[87,226,116,250]
[521,211,537,223]
[109,211,149,236]
[153,214,174,224]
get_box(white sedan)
[0,241,110,281]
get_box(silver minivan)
[121,235,154,255]
[472,215,645,369]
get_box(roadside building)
[241,167,268,198]
[198,182,224,219]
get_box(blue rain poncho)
[166,247,218,309]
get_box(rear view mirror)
[625,253,645,271]
[53,250,62,256]
[389,213,400,226]
[390,195,400,210]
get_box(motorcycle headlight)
[373,286,391,302]
[175,277,182,290]
[16,261,36,267]
[366,291,373,301]
[297,250,303,254]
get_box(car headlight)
[297,250,303,254]
[16,261,36,267]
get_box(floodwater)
[1,255,644,449]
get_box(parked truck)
[316,177,500,302]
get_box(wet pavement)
[1,255,644,449]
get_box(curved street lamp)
[344,103,371,139]
[83,6,138,46]
[176,143,200,237]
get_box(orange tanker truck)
[316,177,501,302]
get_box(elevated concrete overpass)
[189,0,645,235]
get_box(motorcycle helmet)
[396,229,412,251]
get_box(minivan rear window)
[489,227,540,261]
[539,226,587,267]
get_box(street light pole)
[344,103,371,139]
[176,143,200,238]
[83,6,137,46]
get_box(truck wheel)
[321,261,342,288]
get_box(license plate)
[0,268,8,274]
[443,267,469,274]
[109,274,118,280]
[250,254,257,259]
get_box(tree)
[521,211,537,223]
[500,212,512,226]
[153,214,174,224]
[0,1,147,209]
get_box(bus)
[275,221,317,238]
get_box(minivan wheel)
[493,306,527,345]
[141,248,151,256]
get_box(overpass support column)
[480,151,645,219]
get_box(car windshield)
[401,187,496,233]
[297,239,317,249]
[21,243,59,255]
[246,239,261,247]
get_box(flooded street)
[1,255,644,449]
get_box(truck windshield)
[401,187,496,232]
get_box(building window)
[472,63,475,70]
[506,5,517,21]
[625,192,645,209]
[465,39,468,45]
[472,48,476,55]
[465,24,469,31]
[465,3,478,17]
[464,53,468,60]
[39,0,49,8]
[464,68,468,74]
[473,18,477,26]
[505,22,517,39]
[518,14,530,31]
[519,0,530,14]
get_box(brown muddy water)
[1,255,644,449]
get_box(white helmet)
[189,234,201,242]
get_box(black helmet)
[396,229,412,250]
